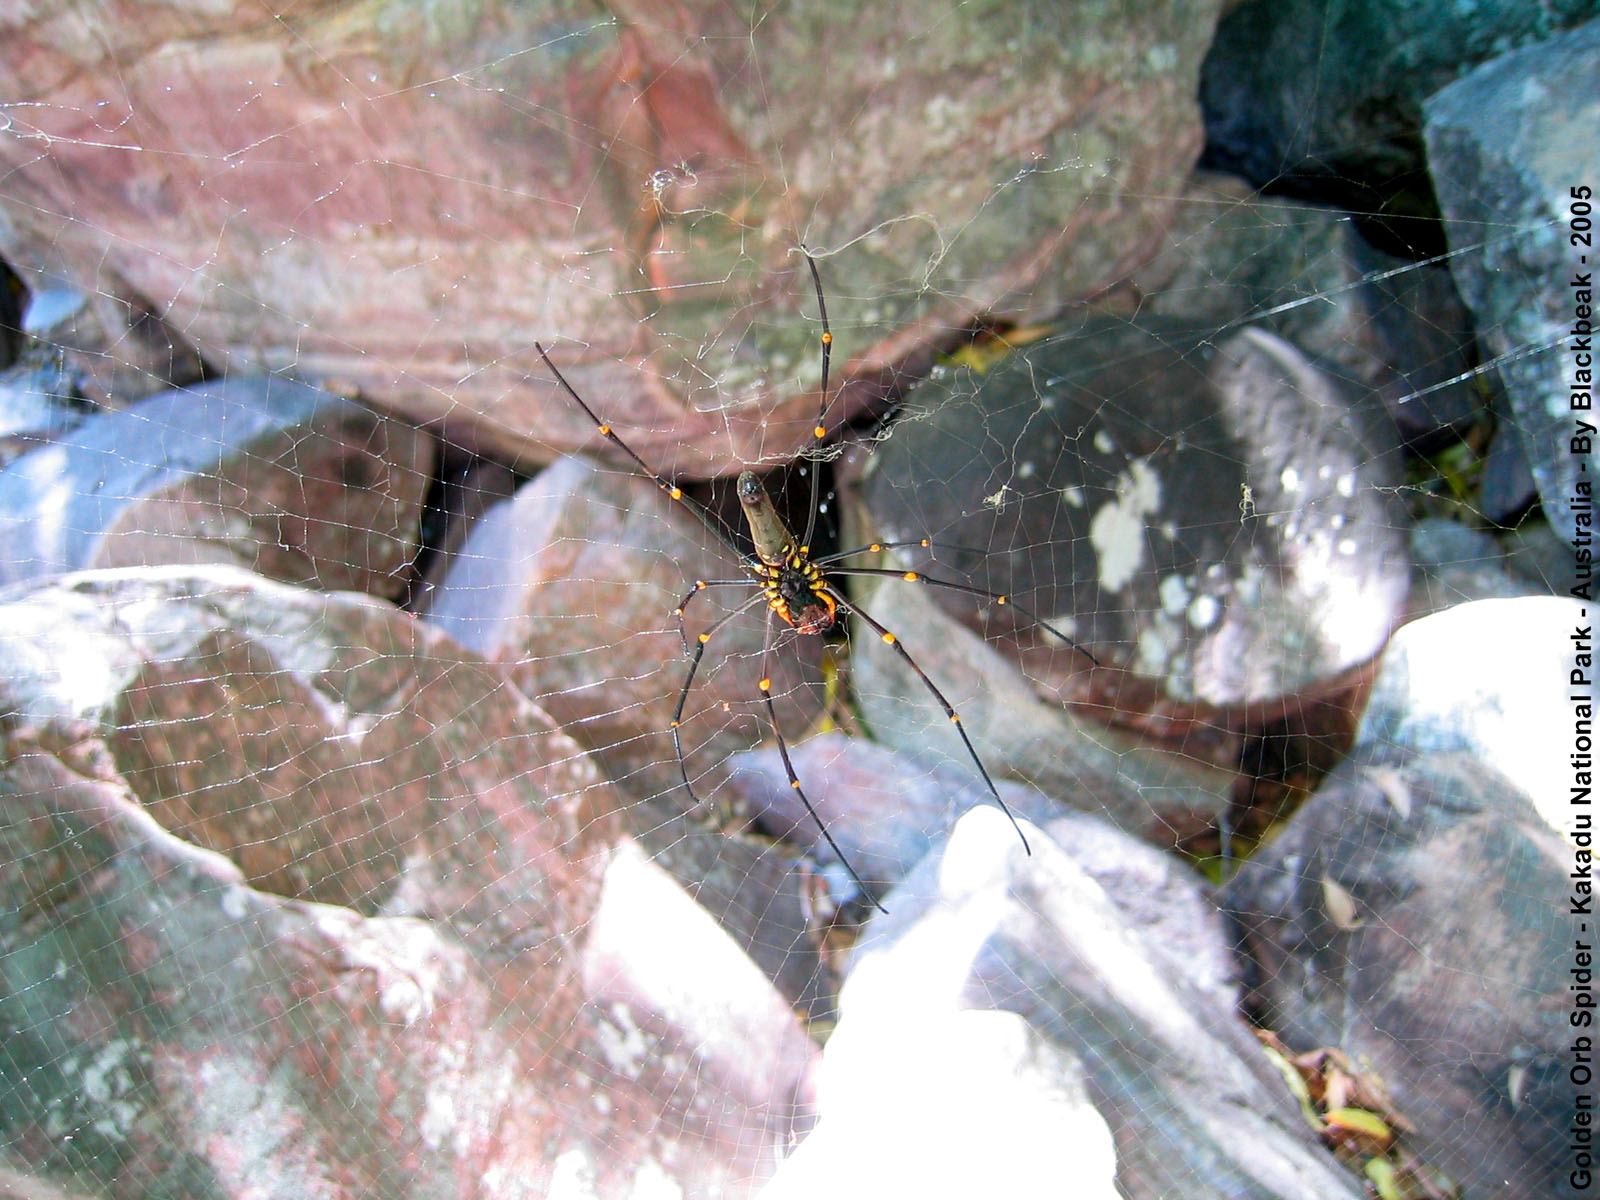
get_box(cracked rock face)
[0,566,817,1199]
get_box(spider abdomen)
[768,557,838,635]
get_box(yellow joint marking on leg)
[791,778,803,790]
[903,571,918,581]
[920,539,931,548]
[671,719,681,728]
[698,632,711,644]
[997,595,1009,605]
[821,331,832,345]
[950,714,961,724]
[598,424,611,436]
[813,425,826,439]
[759,677,772,692]
[881,632,896,645]
[669,486,683,500]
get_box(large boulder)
[0,0,1222,475]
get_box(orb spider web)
[534,249,1095,913]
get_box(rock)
[1201,0,1595,245]
[0,565,613,928]
[0,0,1222,476]
[0,353,89,467]
[838,321,1409,845]
[634,828,835,1022]
[1505,521,1578,596]
[0,565,818,1198]
[0,376,434,600]
[1129,173,1482,443]
[854,320,1409,706]
[422,456,833,992]
[402,452,521,613]
[422,454,823,812]
[1224,595,1587,1197]
[1424,17,1600,546]
[1407,517,1526,613]
[1355,594,1584,834]
[762,806,1364,1200]
[1223,751,1571,1200]
[840,573,1236,842]
[581,838,822,1153]
[19,282,87,339]
[1478,401,1542,526]
[731,726,1227,892]
[733,733,1033,895]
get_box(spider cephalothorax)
[535,249,1094,913]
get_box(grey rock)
[0,376,433,600]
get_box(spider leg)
[670,590,769,802]
[829,566,1098,666]
[674,578,755,655]
[755,616,888,915]
[534,342,740,551]
[797,248,833,552]
[830,587,1034,856]
[812,537,936,568]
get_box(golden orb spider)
[535,250,1094,913]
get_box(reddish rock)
[0,567,816,1199]
[0,1,1222,477]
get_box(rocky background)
[0,2,1593,1197]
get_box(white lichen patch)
[313,908,447,1026]
[80,1039,135,1103]
[1089,458,1161,592]
[596,1003,651,1074]
[1187,592,1221,630]
[420,1087,456,1151]
[71,1038,144,1141]
[1158,572,1191,615]
[1135,616,1182,676]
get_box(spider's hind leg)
[670,591,769,803]
[830,587,1038,857]
[755,618,889,915]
